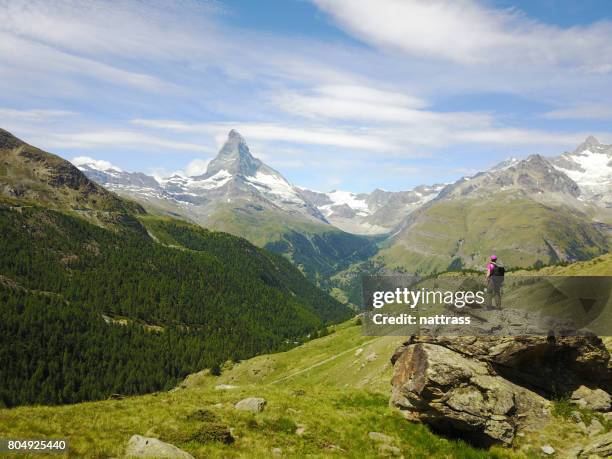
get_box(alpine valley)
[1,126,611,406]
[76,130,380,285]
[1,126,612,457]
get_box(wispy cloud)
[543,104,612,121]
[0,0,610,192]
[312,0,612,70]
[272,84,492,128]
[131,119,396,152]
[0,108,77,121]
[30,130,206,152]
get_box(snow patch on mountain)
[320,190,370,217]
[245,170,303,204]
[491,157,520,171]
[554,149,611,188]
[188,170,233,190]
[550,136,612,205]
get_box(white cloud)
[0,32,175,93]
[0,107,76,121]
[71,156,122,172]
[147,157,211,179]
[316,85,427,109]
[273,84,491,127]
[543,104,612,120]
[0,0,357,99]
[131,119,396,152]
[31,130,206,152]
[131,117,605,159]
[184,158,210,176]
[451,128,593,146]
[313,0,612,69]
[0,0,222,59]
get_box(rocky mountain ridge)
[77,133,612,239]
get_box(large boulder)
[124,435,194,458]
[393,335,610,396]
[235,397,267,413]
[391,343,549,447]
[391,333,611,447]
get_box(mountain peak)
[222,129,248,153]
[199,130,261,179]
[228,128,244,140]
[574,135,600,153]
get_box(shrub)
[186,409,218,422]
[191,422,234,444]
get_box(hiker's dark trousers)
[487,278,502,309]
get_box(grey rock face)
[124,435,194,458]
[540,445,555,455]
[550,135,612,207]
[201,129,261,179]
[437,154,581,200]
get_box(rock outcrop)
[392,334,610,397]
[390,335,611,447]
[124,435,194,458]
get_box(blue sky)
[1,0,611,192]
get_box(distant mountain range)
[379,150,610,273]
[74,130,447,237]
[76,129,611,275]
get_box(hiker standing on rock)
[485,255,505,309]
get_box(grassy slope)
[0,129,143,225]
[1,248,608,457]
[0,320,515,458]
[3,255,609,457]
[206,203,379,285]
[514,252,612,275]
[204,203,326,247]
[379,192,609,274]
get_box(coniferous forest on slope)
[0,203,351,407]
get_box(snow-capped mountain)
[377,138,611,275]
[76,130,327,223]
[75,132,610,279]
[549,135,612,207]
[299,185,444,235]
[77,133,611,242]
[435,154,582,204]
